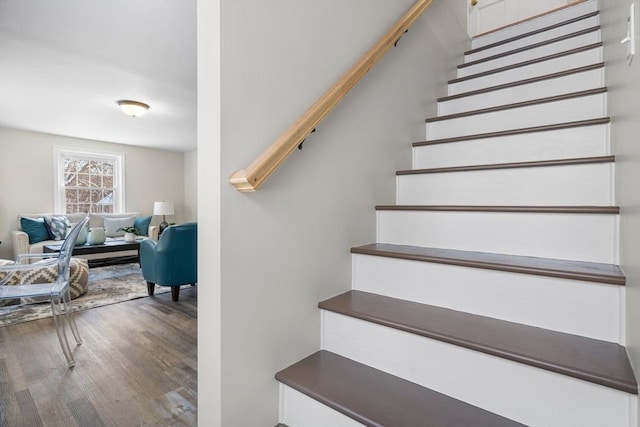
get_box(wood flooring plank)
[0,358,18,426]
[67,397,107,427]
[157,387,197,425]
[0,283,197,426]
[15,389,44,427]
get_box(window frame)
[54,147,126,214]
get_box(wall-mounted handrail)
[229,0,434,192]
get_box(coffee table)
[43,240,141,268]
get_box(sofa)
[11,212,159,262]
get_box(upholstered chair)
[139,222,197,302]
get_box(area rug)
[0,263,177,327]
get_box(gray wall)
[0,127,186,259]
[600,1,640,424]
[184,150,198,221]
[214,0,467,425]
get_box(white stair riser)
[439,68,603,115]
[448,47,602,95]
[322,311,635,427]
[459,31,600,78]
[352,254,624,343]
[377,210,617,263]
[466,14,600,63]
[279,384,364,427]
[414,124,609,169]
[396,163,613,206]
[471,0,599,49]
[427,93,606,140]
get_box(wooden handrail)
[229,0,434,192]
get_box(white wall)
[215,0,467,425]
[600,1,640,425]
[0,127,186,259]
[197,0,221,426]
[184,150,198,221]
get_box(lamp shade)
[153,201,174,216]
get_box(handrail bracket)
[394,29,409,47]
[298,128,316,150]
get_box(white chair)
[0,217,89,367]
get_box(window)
[55,148,125,214]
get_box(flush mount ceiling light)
[116,100,150,117]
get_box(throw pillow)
[104,216,135,237]
[20,217,50,244]
[133,216,152,236]
[44,216,71,241]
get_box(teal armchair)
[139,222,197,302]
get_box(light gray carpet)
[0,263,181,327]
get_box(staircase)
[276,1,639,425]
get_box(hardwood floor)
[0,286,197,426]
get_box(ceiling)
[0,0,197,152]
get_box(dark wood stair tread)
[396,155,614,176]
[465,11,600,55]
[319,291,638,394]
[351,243,625,285]
[276,350,525,427]
[459,25,600,69]
[438,63,604,102]
[413,117,610,147]
[375,205,619,214]
[426,87,606,123]
[449,42,602,85]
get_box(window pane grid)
[62,155,117,214]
